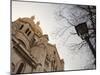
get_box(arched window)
[19,25,24,30]
[16,63,24,73]
[25,28,31,36]
[15,60,26,74]
[27,31,31,36]
[25,28,29,34]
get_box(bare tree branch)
[69,40,86,50]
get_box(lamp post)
[75,22,96,65]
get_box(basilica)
[11,16,64,74]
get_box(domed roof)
[15,16,43,37]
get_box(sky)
[12,1,95,70]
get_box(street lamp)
[75,22,89,40]
[75,22,96,65]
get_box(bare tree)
[55,5,96,66]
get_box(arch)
[25,28,29,34]
[19,24,24,30]
[15,60,26,74]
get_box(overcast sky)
[12,1,95,70]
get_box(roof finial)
[31,16,35,20]
[36,21,40,25]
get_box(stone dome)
[15,16,43,37]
